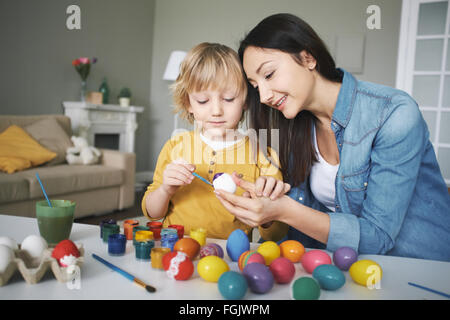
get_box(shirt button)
[363,182,368,187]
[210,161,215,165]
[208,170,213,174]
[299,197,303,201]
[212,151,216,156]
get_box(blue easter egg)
[226,229,250,261]
[312,264,346,291]
[218,271,248,300]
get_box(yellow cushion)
[0,125,57,174]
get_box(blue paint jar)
[108,234,126,256]
[161,232,178,251]
[134,240,154,260]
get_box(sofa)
[0,114,135,219]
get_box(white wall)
[146,0,402,171]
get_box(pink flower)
[78,57,90,64]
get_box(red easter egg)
[51,239,80,267]
[301,249,332,274]
[162,251,194,280]
[269,257,296,283]
[238,250,265,271]
[174,238,200,260]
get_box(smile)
[275,96,287,109]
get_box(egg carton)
[0,243,84,286]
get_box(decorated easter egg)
[349,259,383,287]
[256,241,280,265]
[243,262,274,294]
[269,257,296,284]
[213,173,236,193]
[291,276,321,300]
[51,239,80,267]
[0,244,14,273]
[301,250,331,274]
[312,264,346,290]
[238,250,265,271]
[173,238,200,260]
[279,240,305,263]
[162,251,194,280]
[21,235,48,259]
[200,243,224,259]
[0,236,19,250]
[197,256,230,282]
[218,271,248,300]
[226,229,250,261]
[333,246,358,271]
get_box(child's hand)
[232,172,290,200]
[161,158,196,195]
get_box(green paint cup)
[36,200,76,245]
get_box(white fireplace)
[62,101,144,153]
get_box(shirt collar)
[332,68,357,128]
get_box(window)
[397,0,450,185]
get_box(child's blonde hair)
[172,42,248,124]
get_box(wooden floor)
[74,189,146,226]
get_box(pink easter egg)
[301,249,332,274]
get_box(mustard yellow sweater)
[141,130,288,240]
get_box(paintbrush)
[92,253,156,293]
[192,172,213,187]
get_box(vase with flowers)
[72,57,97,101]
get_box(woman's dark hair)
[238,13,342,186]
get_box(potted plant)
[118,87,131,107]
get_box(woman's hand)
[161,158,196,196]
[215,174,290,227]
[233,172,290,200]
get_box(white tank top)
[310,125,339,212]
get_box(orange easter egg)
[174,238,200,260]
[279,240,305,263]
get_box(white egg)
[0,244,14,273]
[213,173,237,193]
[0,236,19,250]
[21,235,48,259]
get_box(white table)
[0,215,449,300]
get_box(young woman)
[214,13,450,261]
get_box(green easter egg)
[291,277,321,300]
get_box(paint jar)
[132,226,150,244]
[108,234,126,256]
[147,221,163,240]
[151,247,171,269]
[168,224,184,240]
[123,219,139,240]
[190,227,207,246]
[135,230,154,244]
[100,219,116,238]
[160,228,177,237]
[134,240,154,260]
[161,232,178,251]
[102,224,120,243]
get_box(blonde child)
[142,42,288,240]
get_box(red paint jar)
[147,221,163,240]
[168,224,184,240]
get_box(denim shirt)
[287,69,450,261]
